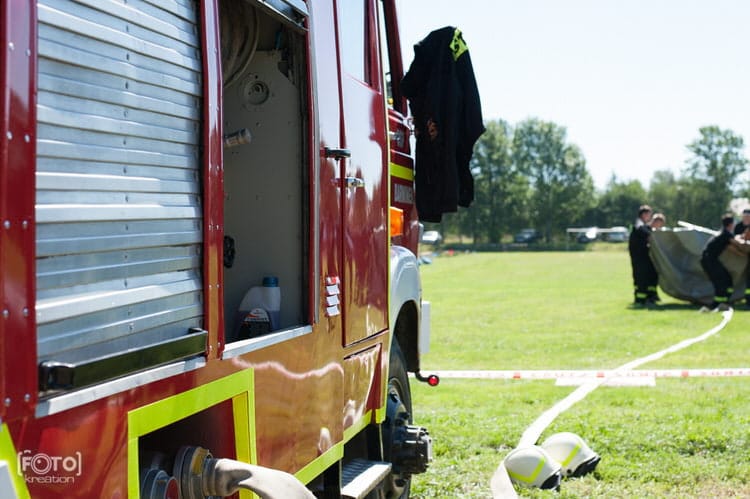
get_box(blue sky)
[397,0,750,190]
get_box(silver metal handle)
[324,147,351,160]
[344,177,365,189]
[223,128,252,148]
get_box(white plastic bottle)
[237,276,281,331]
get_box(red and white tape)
[431,368,750,380]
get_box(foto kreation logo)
[17,450,82,484]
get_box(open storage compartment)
[219,0,310,342]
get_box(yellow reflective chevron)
[506,455,546,484]
[450,28,468,61]
[559,442,581,467]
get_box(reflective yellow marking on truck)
[127,369,254,497]
[0,423,31,499]
[390,163,414,181]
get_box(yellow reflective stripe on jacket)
[450,28,468,61]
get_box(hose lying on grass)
[491,309,733,497]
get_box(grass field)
[409,248,750,498]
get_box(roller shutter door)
[35,0,204,387]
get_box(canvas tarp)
[649,229,749,305]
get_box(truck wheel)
[382,337,413,499]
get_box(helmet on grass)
[541,431,601,478]
[503,445,562,490]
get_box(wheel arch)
[390,245,423,373]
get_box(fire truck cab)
[0,0,433,497]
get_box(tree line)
[431,119,749,243]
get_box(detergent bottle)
[237,276,281,338]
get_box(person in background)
[629,204,657,306]
[700,213,750,312]
[644,213,667,302]
[650,213,666,230]
[733,208,750,306]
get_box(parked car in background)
[514,228,541,243]
[576,227,599,243]
[421,230,443,245]
[604,226,629,242]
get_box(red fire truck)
[0,0,437,497]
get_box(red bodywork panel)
[0,0,416,496]
[0,0,38,423]
[201,0,225,360]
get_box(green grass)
[410,249,750,498]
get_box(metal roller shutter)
[35,0,205,389]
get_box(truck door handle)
[344,177,365,188]
[324,147,351,160]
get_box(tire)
[382,337,413,499]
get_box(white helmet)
[541,432,601,478]
[503,445,562,490]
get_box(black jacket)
[702,229,733,261]
[734,221,749,236]
[628,223,652,260]
[401,27,484,222]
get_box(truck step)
[341,459,392,499]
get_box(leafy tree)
[596,175,647,228]
[436,208,477,244]
[683,126,748,226]
[647,170,680,222]
[670,177,721,228]
[512,118,595,241]
[470,119,529,243]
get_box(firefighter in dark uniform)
[628,205,658,305]
[733,208,750,306]
[701,214,739,311]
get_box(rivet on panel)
[24,394,31,403]
[22,308,29,317]
[6,131,12,140]
[4,398,10,407]
[8,42,14,51]
[3,220,9,229]
[22,220,28,229]
[24,134,30,143]
[2,310,8,319]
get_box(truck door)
[335,0,389,345]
